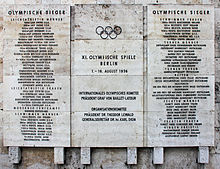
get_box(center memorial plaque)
[147,5,215,147]
[71,5,144,147]
[3,5,70,147]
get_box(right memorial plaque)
[147,5,215,147]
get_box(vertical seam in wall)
[0,58,3,83]
[143,5,147,147]
[70,5,73,147]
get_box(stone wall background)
[0,0,220,168]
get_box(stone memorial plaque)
[147,5,215,147]
[73,4,143,40]
[3,5,70,147]
[72,4,144,147]
[72,76,143,112]
[73,40,143,76]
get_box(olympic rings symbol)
[96,26,122,39]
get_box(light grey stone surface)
[54,147,64,164]
[73,40,143,76]
[8,147,21,164]
[122,0,135,4]
[81,147,91,164]
[147,5,214,40]
[61,0,97,4]
[3,5,71,147]
[0,0,15,5]
[148,40,215,76]
[72,76,143,112]
[127,147,137,164]
[153,147,164,164]
[42,0,61,4]
[4,111,70,147]
[205,153,220,169]
[96,0,121,4]
[0,154,13,169]
[0,1,219,169]
[72,4,144,147]
[198,147,209,164]
[176,0,202,4]
[147,4,215,147]
[71,111,143,147]
[210,127,220,154]
[74,4,143,40]
[135,0,177,4]
[71,75,143,147]
[14,0,41,4]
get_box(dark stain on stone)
[114,25,122,35]
[104,16,110,21]
[102,5,111,9]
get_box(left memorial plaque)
[3,5,70,147]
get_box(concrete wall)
[0,0,220,168]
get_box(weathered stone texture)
[0,0,15,4]
[8,147,21,164]
[14,0,42,4]
[176,0,202,4]
[135,0,177,4]
[97,0,121,4]
[62,148,84,168]
[0,154,13,169]
[81,147,91,164]
[127,148,137,164]
[0,1,219,169]
[61,0,97,4]
[54,147,64,164]
[205,153,220,169]
[21,148,55,169]
[122,0,135,4]
[42,0,61,4]
[0,58,3,83]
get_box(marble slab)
[4,39,70,76]
[72,40,143,76]
[3,5,70,147]
[148,40,214,76]
[148,75,215,112]
[71,4,144,147]
[148,5,214,40]
[73,4,143,40]
[4,111,70,147]
[4,5,70,41]
[147,110,214,147]
[72,76,143,112]
[146,4,215,147]
[3,76,70,112]
[71,111,143,147]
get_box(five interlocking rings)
[96,26,122,39]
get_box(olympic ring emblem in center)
[96,26,122,39]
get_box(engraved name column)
[147,5,215,147]
[3,5,70,147]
